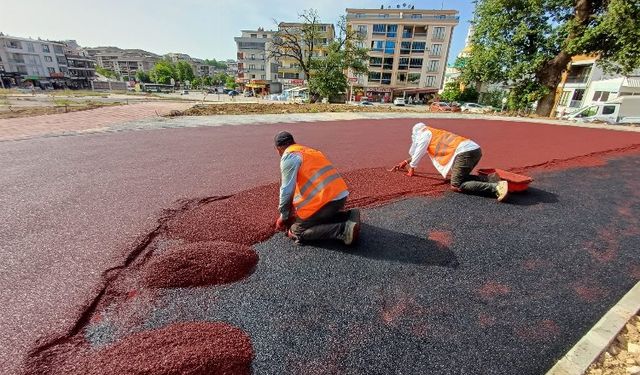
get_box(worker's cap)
[274,131,295,147]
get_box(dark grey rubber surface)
[94,156,640,374]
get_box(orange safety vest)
[284,144,348,219]
[424,126,468,167]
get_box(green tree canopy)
[149,60,177,85]
[96,66,119,80]
[462,0,640,116]
[175,61,195,83]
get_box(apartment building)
[275,22,335,89]
[86,47,159,80]
[555,56,640,116]
[0,33,69,87]
[346,7,459,101]
[234,28,277,91]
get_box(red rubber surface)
[3,118,640,374]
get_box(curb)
[546,281,640,375]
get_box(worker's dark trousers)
[291,198,350,242]
[450,148,498,197]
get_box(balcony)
[566,76,589,84]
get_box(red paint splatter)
[478,281,511,299]
[522,258,547,271]
[478,312,497,328]
[629,264,640,280]
[585,228,619,263]
[570,281,608,303]
[428,230,453,250]
[516,319,561,341]
[141,241,258,288]
[125,290,138,300]
[381,300,408,326]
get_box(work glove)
[406,167,415,177]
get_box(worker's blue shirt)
[279,152,348,219]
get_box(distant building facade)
[234,28,277,92]
[346,7,459,101]
[85,47,160,80]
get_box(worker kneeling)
[274,131,361,245]
[393,123,509,201]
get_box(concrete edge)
[546,281,640,375]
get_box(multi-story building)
[62,40,96,89]
[554,55,640,116]
[346,7,459,102]
[275,22,335,89]
[0,33,69,87]
[226,59,238,76]
[234,28,277,92]
[86,47,160,80]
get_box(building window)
[263,34,268,38]
[425,75,436,86]
[48,67,56,73]
[379,14,390,18]
[398,57,409,70]
[251,74,256,79]
[397,72,407,82]
[53,45,63,54]
[355,13,364,18]
[373,24,386,35]
[430,44,442,56]
[386,25,398,38]
[384,41,395,54]
[402,26,413,38]
[57,56,67,65]
[399,42,411,55]
[427,60,439,72]
[411,41,426,53]
[409,73,421,84]
[251,34,257,38]
[44,56,53,62]
[371,40,384,52]
[383,57,394,70]
[251,54,255,60]
[381,72,392,85]
[249,64,255,69]
[592,91,610,102]
[8,40,22,49]
[42,44,50,53]
[369,57,382,67]
[27,43,35,52]
[411,14,423,19]
[261,74,266,79]
[409,58,423,68]
[357,25,368,37]
[433,27,446,40]
[368,72,381,82]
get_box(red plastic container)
[477,168,533,192]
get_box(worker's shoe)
[341,220,361,245]
[496,180,509,202]
[287,229,301,245]
[348,208,361,224]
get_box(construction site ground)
[1,105,640,374]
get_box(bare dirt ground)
[169,102,429,117]
[586,314,640,375]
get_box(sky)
[2,0,474,64]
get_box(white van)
[563,96,640,124]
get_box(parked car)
[243,91,254,97]
[449,102,462,112]
[430,102,452,112]
[461,102,489,113]
[228,90,239,97]
[562,96,640,124]
[358,100,374,106]
[393,97,406,106]
[180,90,189,95]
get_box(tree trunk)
[535,0,594,117]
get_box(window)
[27,43,35,52]
[411,41,426,53]
[251,54,255,60]
[368,72,381,81]
[8,40,22,49]
[398,57,409,70]
[425,75,436,87]
[373,24,386,35]
[357,25,368,36]
[577,106,598,117]
[249,64,255,69]
[383,57,394,70]
[379,13,390,18]
[398,72,407,82]
[250,34,257,38]
[369,57,382,67]
[409,58,423,68]
[44,56,53,62]
[427,60,439,72]
[386,25,398,38]
[251,74,256,79]
[402,26,413,38]
[263,34,268,38]
[384,41,395,54]
[411,13,423,19]
[603,105,616,115]
[408,73,421,84]
[400,42,411,54]
[371,40,384,52]
[430,44,442,56]
[381,72,392,85]
[53,45,63,54]
[47,67,56,73]
[42,44,50,53]
[57,56,67,65]
[559,91,571,106]
[261,74,266,79]
[433,27,446,40]
[592,91,610,102]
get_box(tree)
[204,59,227,69]
[149,60,176,85]
[462,0,640,116]
[175,61,195,83]
[203,76,213,86]
[270,10,369,100]
[135,70,151,83]
[212,72,231,86]
[191,77,202,89]
[96,66,119,80]
[225,76,237,89]
[440,80,479,103]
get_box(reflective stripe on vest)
[284,144,348,219]
[425,126,467,167]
